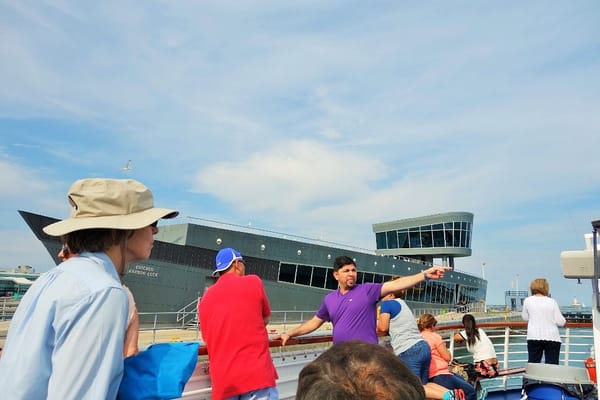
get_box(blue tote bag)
[118,341,200,400]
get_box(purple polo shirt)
[316,282,384,344]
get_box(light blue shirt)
[0,252,128,399]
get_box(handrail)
[195,320,594,360]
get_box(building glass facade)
[376,220,472,251]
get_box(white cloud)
[0,158,50,200]
[194,139,386,213]
[1,1,599,306]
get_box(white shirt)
[0,252,128,399]
[460,328,497,361]
[522,294,566,342]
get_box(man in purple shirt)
[278,255,449,345]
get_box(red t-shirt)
[198,273,278,400]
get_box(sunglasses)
[150,221,159,228]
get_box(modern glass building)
[372,211,474,269]
[372,212,483,307]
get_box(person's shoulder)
[243,274,264,284]
[379,298,393,307]
[360,282,381,287]
[361,282,383,292]
[323,289,340,303]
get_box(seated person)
[454,314,499,384]
[418,313,476,400]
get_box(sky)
[1,1,599,307]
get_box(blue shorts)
[225,386,279,400]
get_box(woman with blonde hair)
[522,278,566,364]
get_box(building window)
[376,231,387,249]
[409,229,422,248]
[386,230,398,249]
[296,265,312,286]
[421,230,433,247]
[398,231,409,248]
[312,267,327,288]
[279,263,296,283]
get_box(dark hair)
[462,314,481,347]
[333,256,356,271]
[65,229,132,254]
[296,340,425,400]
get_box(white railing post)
[502,326,511,370]
[564,327,570,366]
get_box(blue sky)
[1,1,599,306]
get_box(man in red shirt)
[199,248,278,400]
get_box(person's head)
[383,278,406,300]
[461,313,480,345]
[462,313,477,328]
[417,313,437,332]
[529,278,549,296]
[213,247,245,277]
[43,178,178,269]
[296,340,425,400]
[57,244,73,261]
[332,255,357,291]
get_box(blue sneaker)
[442,389,466,400]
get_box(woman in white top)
[454,314,498,380]
[522,278,566,364]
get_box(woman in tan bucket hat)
[0,178,178,400]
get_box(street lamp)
[481,262,487,313]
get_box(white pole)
[481,262,486,279]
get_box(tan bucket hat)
[43,178,179,236]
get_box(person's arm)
[454,332,465,343]
[437,340,452,362]
[123,285,139,357]
[277,315,325,345]
[380,266,450,297]
[377,311,391,334]
[123,310,140,357]
[521,299,529,321]
[553,300,566,327]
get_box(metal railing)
[138,308,320,345]
[0,297,20,321]
[442,321,594,393]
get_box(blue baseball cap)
[213,247,243,277]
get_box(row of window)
[375,221,472,250]
[278,262,483,305]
